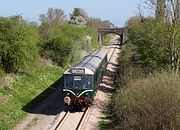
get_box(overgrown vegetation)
[0,16,39,73]
[102,0,180,129]
[128,19,171,70]
[39,24,99,66]
[105,42,180,130]
[112,71,180,130]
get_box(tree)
[39,8,67,25]
[71,8,88,19]
[42,36,72,67]
[69,15,87,26]
[166,0,180,73]
[146,0,180,72]
[125,16,142,29]
[156,0,166,20]
[146,0,166,20]
[86,17,106,31]
[69,8,88,26]
[103,20,115,28]
[127,17,171,70]
[39,8,67,43]
[0,16,39,73]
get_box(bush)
[112,71,180,130]
[114,43,144,89]
[42,36,72,67]
[0,16,39,73]
[128,18,171,70]
[0,67,4,79]
[40,24,100,66]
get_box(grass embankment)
[0,65,64,130]
[111,71,180,130]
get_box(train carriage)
[63,49,107,109]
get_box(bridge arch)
[98,28,125,44]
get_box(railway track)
[52,108,91,130]
[103,38,120,61]
[54,111,68,130]
[50,41,120,130]
[108,44,117,62]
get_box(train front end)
[63,67,94,109]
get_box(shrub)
[113,71,180,130]
[42,36,72,67]
[0,16,39,73]
[114,43,144,89]
[40,24,99,66]
[128,18,171,70]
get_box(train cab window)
[64,76,73,88]
[73,76,82,88]
[64,75,92,89]
[82,76,92,89]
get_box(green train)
[63,49,107,109]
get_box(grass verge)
[0,65,64,130]
[107,70,180,130]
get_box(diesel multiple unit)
[63,49,107,109]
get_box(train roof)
[64,49,107,75]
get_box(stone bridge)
[98,27,125,44]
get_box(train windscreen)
[64,75,93,89]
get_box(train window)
[64,75,93,89]
[82,76,92,89]
[73,76,81,88]
[65,76,73,88]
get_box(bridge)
[98,27,125,44]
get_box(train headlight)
[64,96,71,105]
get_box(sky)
[0,0,148,27]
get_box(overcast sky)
[0,0,148,27]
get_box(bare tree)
[146,0,166,20]
[86,17,105,31]
[125,16,142,29]
[39,8,67,25]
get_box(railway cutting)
[13,36,121,130]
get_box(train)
[63,49,108,109]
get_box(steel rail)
[75,108,88,130]
[54,111,68,130]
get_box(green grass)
[98,119,112,128]
[103,34,113,46]
[0,65,64,130]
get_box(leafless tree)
[39,8,67,25]
[86,17,105,31]
[146,0,166,20]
